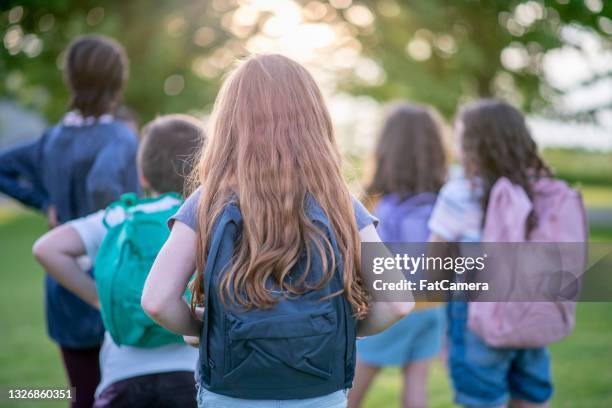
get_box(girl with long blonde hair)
[142,54,412,407]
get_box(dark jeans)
[60,345,101,408]
[94,371,197,408]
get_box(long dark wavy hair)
[366,103,447,200]
[457,99,552,232]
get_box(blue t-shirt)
[0,119,139,348]
[170,188,377,232]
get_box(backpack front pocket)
[222,311,337,387]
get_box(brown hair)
[190,54,369,318]
[457,99,551,231]
[367,103,447,200]
[64,35,128,117]
[139,114,205,195]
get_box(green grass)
[0,209,65,408]
[538,148,612,208]
[542,149,612,189]
[0,208,611,407]
[590,227,612,242]
[579,186,612,208]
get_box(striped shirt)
[428,175,483,242]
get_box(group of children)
[349,101,566,408]
[0,34,584,408]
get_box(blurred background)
[1,1,611,407]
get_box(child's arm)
[356,224,415,337]
[32,225,99,309]
[0,140,49,211]
[142,221,201,337]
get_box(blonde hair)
[190,54,369,318]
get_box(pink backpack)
[467,177,588,348]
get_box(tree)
[341,0,611,119]
[2,0,610,124]
[1,0,232,123]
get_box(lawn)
[0,207,611,408]
[542,149,612,189]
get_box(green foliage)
[1,1,231,123]
[343,0,611,117]
[1,1,610,124]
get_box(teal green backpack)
[94,192,185,348]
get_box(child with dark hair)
[429,99,554,408]
[349,103,447,408]
[33,114,205,408]
[137,116,204,195]
[0,35,138,408]
[63,35,128,118]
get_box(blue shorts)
[357,307,445,366]
[448,302,553,407]
[196,386,347,408]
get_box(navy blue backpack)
[198,196,356,399]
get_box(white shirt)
[69,197,197,396]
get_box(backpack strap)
[200,204,242,378]
[101,193,139,229]
[483,177,532,242]
[101,192,182,229]
[305,194,356,382]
